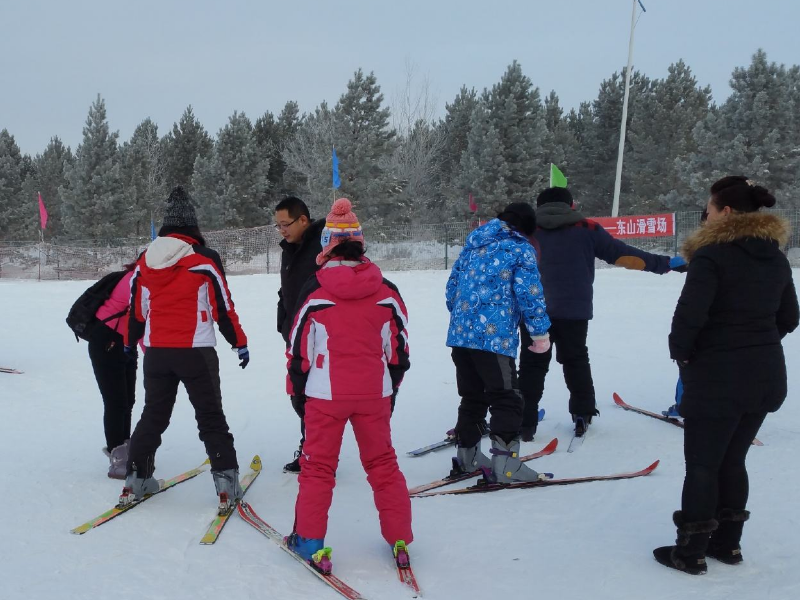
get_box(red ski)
[613,393,763,446]
[411,460,660,498]
[408,437,558,496]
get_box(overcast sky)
[2,0,798,155]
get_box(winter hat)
[536,187,574,208]
[498,202,537,236]
[316,198,364,265]
[162,186,198,228]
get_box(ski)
[407,408,545,457]
[613,393,763,446]
[237,501,366,600]
[199,455,262,544]
[408,437,557,496]
[71,459,211,534]
[411,460,660,498]
[393,540,421,596]
[0,367,23,374]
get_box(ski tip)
[538,408,545,421]
[752,438,764,447]
[645,459,660,473]
[202,458,211,465]
[250,455,262,471]
[543,437,558,452]
[612,392,624,406]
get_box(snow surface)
[1,269,799,600]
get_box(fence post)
[444,225,449,271]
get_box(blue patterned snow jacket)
[446,219,550,358]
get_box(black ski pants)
[519,318,597,424]
[681,412,766,522]
[452,347,522,448]
[127,347,238,477]
[88,325,137,451]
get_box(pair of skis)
[0,366,23,374]
[238,501,421,599]
[71,455,262,541]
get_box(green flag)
[550,163,568,188]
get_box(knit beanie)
[316,198,364,265]
[536,187,574,208]
[162,186,198,228]
[498,202,537,236]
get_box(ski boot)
[283,442,303,474]
[285,533,332,574]
[572,414,592,437]
[489,435,548,483]
[212,468,243,515]
[450,442,491,477]
[662,404,681,419]
[107,440,129,480]
[393,540,411,569]
[118,471,161,506]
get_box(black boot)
[653,511,718,575]
[283,441,303,474]
[707,508,749,565]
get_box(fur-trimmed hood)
[681,212,790,261]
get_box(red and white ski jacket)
[128,234,247,349]
[286,258,410,401]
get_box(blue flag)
[332,147,341,189]
[150,218,156,241]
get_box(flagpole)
[38,191,43,281]
[332,144,336,205]
[611,0,641,217]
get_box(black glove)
[290,394,307,419]
[236,346,250,369]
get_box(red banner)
[590,213,675,238]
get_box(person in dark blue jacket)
[519,187,686,439]
[446,203,551,483]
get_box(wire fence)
[2,211,800,281]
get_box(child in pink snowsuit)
[285,198,413,574]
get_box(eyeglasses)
[273,217,300,231]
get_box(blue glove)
[123,345,138,363]
[669,256,688,273]
[237,346,250,369]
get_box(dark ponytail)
[709,176,776,213]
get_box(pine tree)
[120,118,165,236]
[678,50,800,208]
[255,100,302,202]
[59,95,124,239]
[162,106,213,191]
[0,129,25,239]
[18,137,73,239]
[458,103,510,216]
[441,86,478,185]
[484,61,549,201]
[627,60,711,212]
[543,90,580,187]
[192,111,270,229]
[332,69,396,223]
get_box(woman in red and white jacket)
[284,198,412,575]
[121,186,249,510]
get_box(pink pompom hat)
[316,198,364,265]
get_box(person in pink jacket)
[284,198,412,575]
[89,264,137,479]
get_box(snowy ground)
[1,268,799,600]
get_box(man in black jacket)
[275,196,325,473]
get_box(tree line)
[0,49,797,241]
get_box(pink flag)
[38,192,48,230]
[468,193,477,212]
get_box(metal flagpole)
[611,0,645,217]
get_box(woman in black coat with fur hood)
[654,176,799,575]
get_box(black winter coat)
[277,219,325,343]
[670,212,799,419]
